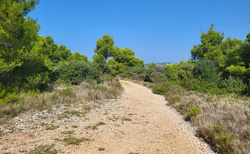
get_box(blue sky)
[29,0,250,64]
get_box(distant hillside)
[145,62,175,68]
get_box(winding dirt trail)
[76,80,214,153]
[0,80,214,153]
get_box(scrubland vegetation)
[0,1,249,153]
[0,0,127,118]
[122,24,250,153]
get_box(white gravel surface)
[0,80,214,153]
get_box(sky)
[29,0,250,64]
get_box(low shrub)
[63,137,90,145]
[94,61,112,74]
[198,124,234,154]
[187,106,200,117]
[180,78,220,94]
[59,88,76,97]
[220,76,246,89]
[152,81,183,104]
[53,60,101,84]
[150,72,167,83]
[152,85,167,95]
[122,67,146,81]
[144,66,166,83]
[164,91,181,104]
[27,144,58,154]
[219,76,247,94]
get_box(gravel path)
[0,80,214,153]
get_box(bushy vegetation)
[122,67,146,80]
[53,60,101,84]
[193,59,219,83]
[0,1,126,118]
[187,106,200,118]
[122,24,250,153]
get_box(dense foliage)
[92,34,114,63]
[191,24,250,84]
[0,0,145,108]
[138,24,250,153]
[108,47,145,75]
[0,0,40,73]
[0,1,97,107]
[53,60,100,84]
[140,24,250,96]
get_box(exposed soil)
[0,80,214,153]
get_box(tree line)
[0,0,145,106]
[1,1,249,107]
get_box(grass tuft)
[82,104,91,111]
[86,122,106,130]
[27,144,58,154]
[63,137,90,145]
[61,131,74,134]
[98,147,105,151]
[45,124,59,130]
[63,110,84,117]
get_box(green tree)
[191,24,225,68]
[108,47,145,75]
[93,34,114,62]
[148,62,157,68]
[239,33,250,68]
[163,59,194,81]
[0,0,40,73]
[222,37,243,67]
[67,51,87,61]
[190,24,250,82]
[38,36,72,63]
[164,64,179,80]
[225,65,246,79]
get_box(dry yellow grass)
[0,78,123,120]
[173,92,250,153]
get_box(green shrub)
[187,106,200,117]
[219,76,247,94]
[193,59,219,83]
[198,124,234,154]
[0,58,50,105]
[122,67,133,78]
[144,66,166,83]
[152,85,167,95]
[220,76,246,89]
[180,78,220,94]
[164,91,181,104]
[122,67,146,80]
[63,137,90,145]
[247,81,250,96]
[59,88,75,97]
[94,61,112,74]
[151,72,167,83]
[152,81,182,104]
[53,60,100,84]
[27,144,58,154]
[144,68,154,82]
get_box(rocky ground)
[0,80,214,153]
